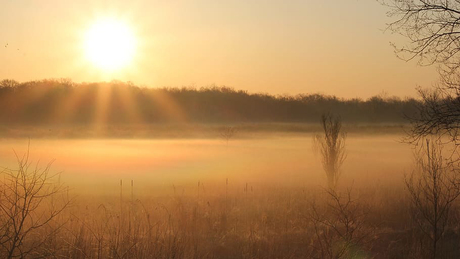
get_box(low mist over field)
[0,134,411,190]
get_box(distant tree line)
[0,79,421,125]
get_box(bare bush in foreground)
[308,188,371,259]
[0,149,70,258]
[406,139,460,258]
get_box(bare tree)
[219,126,237,147]
[315,114,347,190]
[406,139,460,259]
[0,148,70,258]
[383,1,460,144]
[406,87,460,146]
[0,79,18,88]
[383,0,460,70]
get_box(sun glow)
[84,19,136,72]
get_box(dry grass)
[0,180,457,259]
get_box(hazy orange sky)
[0,0,438,98]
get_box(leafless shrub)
[219,126,237,147]
[314,114,347,190]
[0,148,70,258]
[406,139,460,258]
[308,188,370,259]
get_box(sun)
[84,19,136,72]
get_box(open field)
[2,127,453,258]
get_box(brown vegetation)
[405,139,460,258]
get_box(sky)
[0,0,438,98]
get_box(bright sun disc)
[84,19,136,72]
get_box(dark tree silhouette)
[384,0,460,70]
[0,79,419,126]
[408,87,460,145]
[383,1,460,144]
